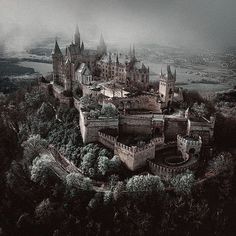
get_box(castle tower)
[74,25,81,48]
[97,33,107,55]
[52,40,64,85]
[159,65,176,107]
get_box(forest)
[0,83,236,236]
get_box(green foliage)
[192,102,207,118]
[24,90,45,110]
[126,174,164,195]
[170,170,195,195]
[97,156,110,176]
[79,95,101,112]
[37,102,55,121]
[80,144,121,179]
[103,190,113,205]
[207,152,233,174]
[65,173,92,191]
[31,154,54,185]
[100,103,118,118]
[80,152,96,176]
[22,134,48,165]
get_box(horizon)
[1,0,236,53]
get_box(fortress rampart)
[177,135,202,161]
[114,141,156,171]
[79,109,119,144]
[148,158,199,179]
[98,131,117,150]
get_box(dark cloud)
[0,0,235,51]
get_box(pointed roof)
[52,40,62,55]
[116,53,119,64]
[75,24,80,36]
[167,65,172,75]
[133,44,136,58]
[99,33,105,45]
[129,44,132,57]
[81,41,84,51]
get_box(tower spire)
[52,39,62,56]
[74,24,80,46]
[133,44,136,59]
[116,52,119,64]
[98,33,107,55]
[129,44,132,57]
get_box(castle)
[49,26,215,179]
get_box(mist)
[0,0,236,52]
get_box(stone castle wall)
[148,159,199,179]
[98,131,117,150]
[108,95,161,112]
[164,117,187,141]
[52,84,73,106]
[114,142,156,171]
[177,135,202,160]
[119,115,153,135]
[79,110,119,144]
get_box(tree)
[97,156,110,176]
[101,103,117,118]
[80,152,96,176]
[65,173,92,191]
[126,175,164,199]
[35,198,54,226]
[170,170,195,195]
[37,102,55,121]
[192,102,207,118]
[30,154,54,185]
[22,134,48,165]
[207,152,233,175]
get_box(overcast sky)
[0,0,236,52]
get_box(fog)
[0,0,236,52]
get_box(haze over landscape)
[1,0,236,52]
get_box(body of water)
[18,61,52,76]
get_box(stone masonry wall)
[114,142,155,171]
[98,132,117,150]
[119,115,153,135]
[164,117,187,141]
[79,110,119,144]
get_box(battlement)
[177,135,202,147]
[114,140,156,171]
[150,136,165,146]
[148,158,199,179]
[98,131,117,143]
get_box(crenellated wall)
[148,159,199,179]
[98,131,117,150]
[177,135,202,161]
[114,141,156,171]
